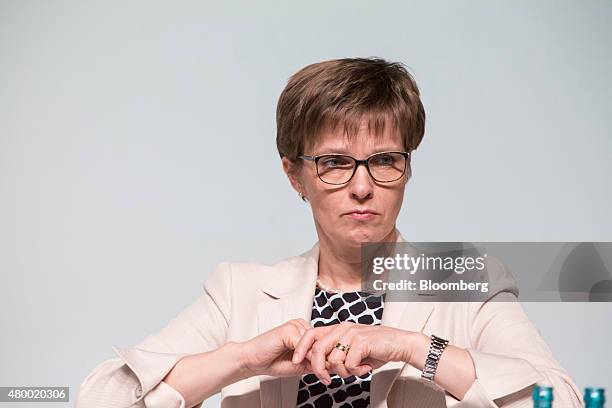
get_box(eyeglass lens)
[317,152,406,184]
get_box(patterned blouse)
[296,286,386,408]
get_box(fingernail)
[292,353,299,364]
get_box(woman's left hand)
[291,321,415,385]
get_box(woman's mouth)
[344,210,378,220]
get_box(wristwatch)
[421,334,449,381]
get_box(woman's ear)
[281,157,305,195]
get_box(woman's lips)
[345,211,378,220]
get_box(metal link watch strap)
[421,334,449,381]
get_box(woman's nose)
[348,163,374,199]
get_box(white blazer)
[76,229,583,407]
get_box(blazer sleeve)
[75,261,233,408]
[447,258,583,407]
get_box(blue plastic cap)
[584,388,605,404]
[533,385,554,402]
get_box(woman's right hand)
[239,318,318,378]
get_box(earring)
[298,191,307,202]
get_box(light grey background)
[1,1,610,406]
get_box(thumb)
[283,322,308,351]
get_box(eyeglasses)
[298,151,411,185]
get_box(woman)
[76,58,582,408]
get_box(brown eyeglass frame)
[298,150,411,185]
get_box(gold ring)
[334,342,350,352]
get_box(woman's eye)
[372,155,395,165]
[322,157,350,167]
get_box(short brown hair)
[276,57,426,164]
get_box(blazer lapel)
[371,233,435,407]
[370,300,434,407]
[256,229,434,408]
[258,241,320,408]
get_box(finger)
[292,328,317,364]
[310,323,354,384]
[344,343,372,377]
[305,347,341,373]
[290,320,309,342]
[328,357,350,378]
[304,326,350,368]
[327,341,351,378]
[310,338,332,385]
[305,358,323,374]
[285,321,311,370]
[283,320,309,351]
[305,348,331,364]
[291,318,311,334]
[292,325,332,364]
[312,322,355,362]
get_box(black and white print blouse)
[296,286,386,408]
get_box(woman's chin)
[343,227,384,245]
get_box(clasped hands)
[239,319,417,385]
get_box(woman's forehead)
[308,125,403,155]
